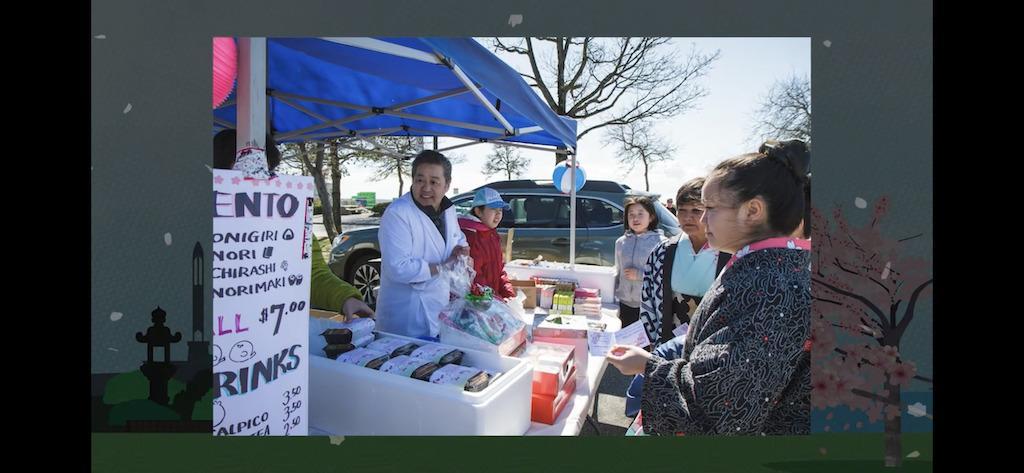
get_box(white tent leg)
[236,38,267,155]
[569,154,577,269]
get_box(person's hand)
[340,297,375,321]
[623,268,640,281]
[445,246,471,266]
[606,344,652,376]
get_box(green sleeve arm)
[310,236,363,312]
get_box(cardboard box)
[531,366,577,424]
[534,314,591,339]
[539,285,556,309]
[439,324,528,357]
[310,308,346,322]
[526,342,576,396]
[509,279,538,309]
[532,314,603,380]
[533,336,587,380]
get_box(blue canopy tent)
[217,37,585,264]
[215,37,576,154]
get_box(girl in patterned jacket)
[608,140,812,435]
[638,177,730,347]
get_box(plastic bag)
[438,252,475,299]
[509,290,533,341]
[438,285,526,346]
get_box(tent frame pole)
[321,37,444,64]
[236,38,267,158]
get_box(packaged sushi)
[336,348,390,369]
[320,328,353,345]
[411,362,441,381]
[352,333,374,348]
[322,343,356,359]
[409,344,464,366]
[379,355,440,381]
[366,337,420,357]
[337,317,376,340]
[428,364,492,392]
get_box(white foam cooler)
[504,260,617,304]
[308,318,534,435]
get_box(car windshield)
[653,200,680,232]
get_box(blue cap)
[471,187,511,210]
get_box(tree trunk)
[556,37,567,110]
[506,167,512,180]
[329,144,343,234]
[397,157,405,196]
[642,159,650,191]
[308,143,337,241]
[883,380,902,467]
[555,146,567,165]
[314,176,337,241]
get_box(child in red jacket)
[458,187,515,300]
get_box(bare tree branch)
[525,37,558,110]
[492,37,719,162]
[482,144,531,181]
[602,120,675,191]
[351,136,419,195]
[751,74,811,143]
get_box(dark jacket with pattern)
[640,248,811,435]
[639,235,729,345]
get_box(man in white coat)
[376,150,469,339]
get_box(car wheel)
[349,254,381,308]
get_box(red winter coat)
[458,216,515,300]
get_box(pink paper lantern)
[212,37,237,109]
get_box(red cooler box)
[531,366,577,424]
[526,342,575,396]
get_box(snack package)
[428,363,492,392]
[366,337,421,358]
[336,348,390,369]
[322,343,356,359]
[379,355,440,381]
[409,344,465,366]
[320,328,353,345]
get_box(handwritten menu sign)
[211,170,313,436]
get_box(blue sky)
[336,37,810,202]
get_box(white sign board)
[587,319,652,356]
[211,170,313,436]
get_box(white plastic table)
[524,305,621,436]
